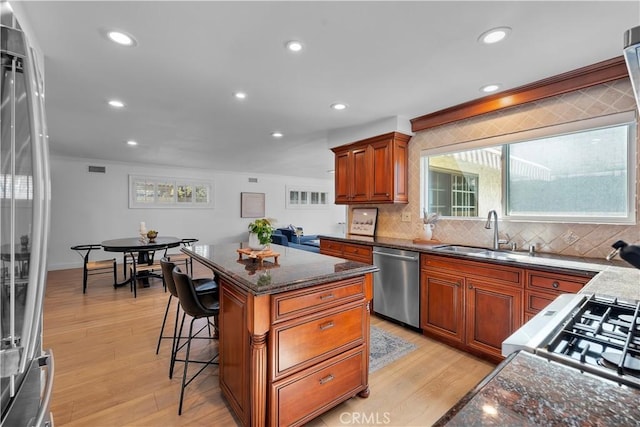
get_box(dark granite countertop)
[183,242,378,296]
[434,351,640,427]
[319,234,639,292]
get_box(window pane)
[300,191,308,204]
[289,191,299,205]
[427,148,493,217]
[311,192,319,204]
[507,125,629,217]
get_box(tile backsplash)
[371,79,640,260]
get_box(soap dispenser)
[607,240,640,269]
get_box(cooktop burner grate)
[535,294,640,388]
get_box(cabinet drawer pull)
[552,281,559,289]
[468,285,473,289]
[319,293,335,301]
[319,321,335,331]
[319,374,334,385]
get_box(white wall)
[51,156,345,270]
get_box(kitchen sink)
[435,245,494,255]
[435,245,532,262]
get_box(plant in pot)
[248,218,274,251]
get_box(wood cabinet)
[524,268,592,320]
[420,254,523,361]
[219,274,373,427]
[332,132,410,204]
[319,239,373,264]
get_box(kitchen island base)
[186,243,376,427]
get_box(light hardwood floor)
[44,262,495,427]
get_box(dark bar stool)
[156,258,217,378]
[171,267,219,415]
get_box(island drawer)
[270,346,366,427]
[271,303,365,379]
[320,239,343,257]
[526,271,588,294]
[272,277,365,322]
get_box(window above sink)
[420,111,636,224]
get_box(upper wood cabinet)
[331,132,411,204]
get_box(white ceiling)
[15,1,640,179]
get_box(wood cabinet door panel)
[465,280,522,358]
[420,270,464,344]
[334,150,351,203]
[272,303,364,379]
[271,347,366,427]
[369,139,393,201]
[351,147,370,202]
[393,137,409,202]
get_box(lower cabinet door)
[465,279,522,358]
[270,347,366,427]
[420,270,465,345]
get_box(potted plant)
[248,218,274,250]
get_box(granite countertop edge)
[185,246,379,296]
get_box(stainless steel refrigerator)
[0,2,52,426]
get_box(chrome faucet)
[485,210,500,250]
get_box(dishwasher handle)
[372,250,419,262]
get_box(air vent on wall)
[88,165,106,173]
[248,177,258,183]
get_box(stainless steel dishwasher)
[372,246,420,328]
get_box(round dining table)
[102,236,181,288]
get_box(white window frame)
[286,185,331,209]
[129,175,214,209]
[420,111,637,224]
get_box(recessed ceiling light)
[480,84,501,93]
[271,131,284,138]
[108,99,125,108]
[285,40,303,52]
[478,27,511,44]
[106,30,137,47]
[126,140,138,146]
[330,103,348,111]
[234,91,247,100]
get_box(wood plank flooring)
[43,262,495,426]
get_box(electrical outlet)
[401,212,411,222]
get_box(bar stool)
[156,258,217,377]
[164,238,198,274]
[172,266,219,415]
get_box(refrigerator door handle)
[31,349,54,427]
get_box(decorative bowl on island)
[147,230,158,242]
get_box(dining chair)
[164,238,198,274]
[70,244,117,293]
[128,248,164,297]
[171,266,219,415]
[156,258,218,380]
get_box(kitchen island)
[183,243,378,427]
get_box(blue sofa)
[271,229,320,253]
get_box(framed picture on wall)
[350,208,378,236]
[241,192,265,218]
